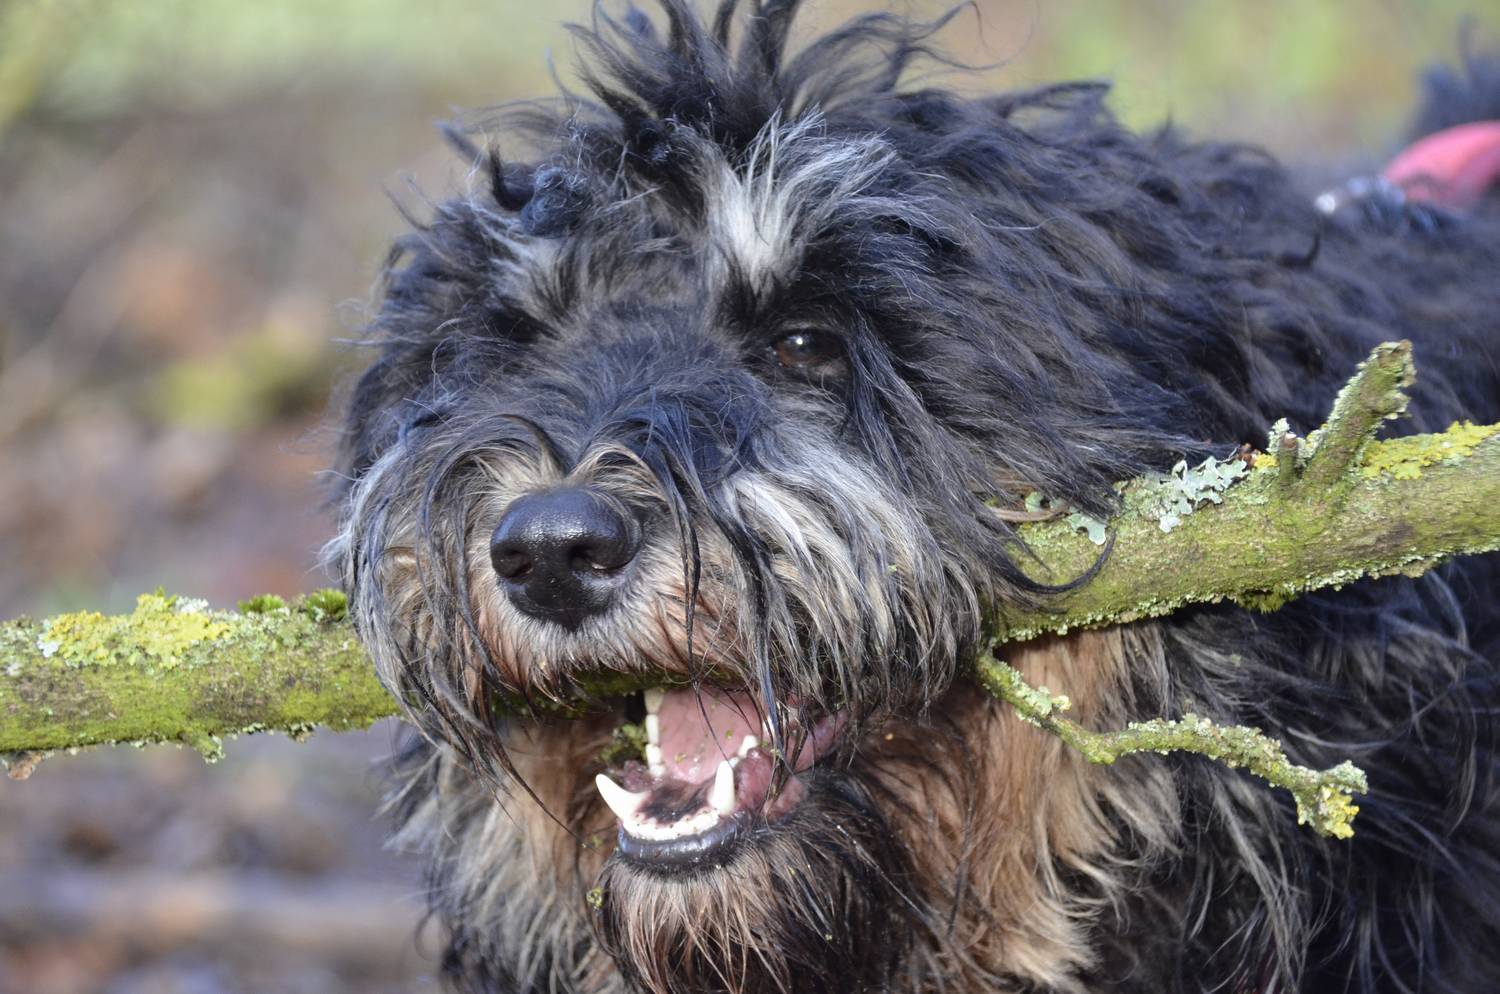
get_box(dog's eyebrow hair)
[496,413,572,475]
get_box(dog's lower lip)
[613,809,756,867]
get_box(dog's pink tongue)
[655,686,762,785]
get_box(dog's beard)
[380,628,1174,994]
[593,770,916,994]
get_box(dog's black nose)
[489,488,641,628]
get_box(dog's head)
[331,2,1251,991]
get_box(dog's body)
[331,4,1500,991]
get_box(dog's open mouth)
[595,685,845,868]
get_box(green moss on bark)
[1359,421,1498,479]
[990,421,1500,643]
[1,590,394,765]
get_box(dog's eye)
[771,330,840,370]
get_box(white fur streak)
[706,115,896,290]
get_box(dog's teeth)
[595,774,647,821]
[710,760,736,816]
[645,743,665,776]
[620,805,722,841]
[644,713,660,745]
[643,688,665,714]
[737,735,759,758]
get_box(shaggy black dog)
[330,3,1500,991]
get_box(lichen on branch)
[1297,340,1416,490]
[991,343,1500,642]
[973,654,1367,838]
[0,589,394,776]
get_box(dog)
[329,3,1500,991]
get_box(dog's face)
[334,4,1216,992]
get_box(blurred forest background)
[0,1,1491,991]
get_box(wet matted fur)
[329,4,1500,992]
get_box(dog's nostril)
[490,549,534,581]
[489,487,642,628]
[570,535,634,573]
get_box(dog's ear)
[486,149,536,212]
[441,123,537,213]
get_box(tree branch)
[3,342,1498,838]
[991,343,1499,643]
[974,656,1368,839]
[0,591,395,774]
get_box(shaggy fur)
[329,5,1500,992]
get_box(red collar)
[1383,120,1500,209]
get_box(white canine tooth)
[644,687,665,714]
[595,774,647,821]
[710,760,736,816]
[644,713,661,745]
[737,735,759,758]
[645,743,665,776]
